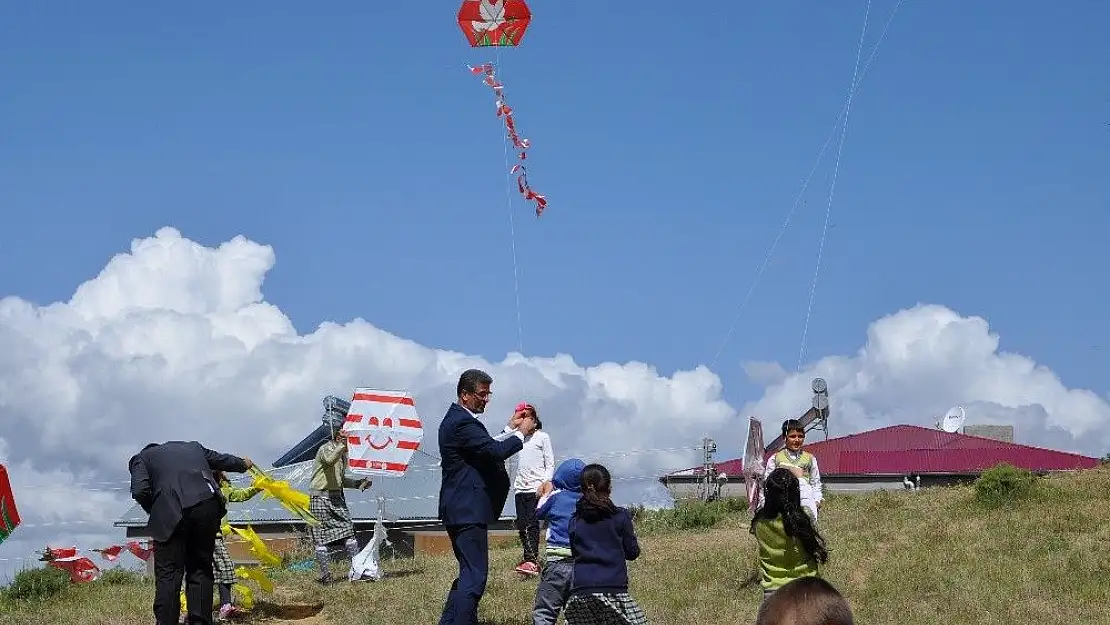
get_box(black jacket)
[128,441,249,542]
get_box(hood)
[552,458,585,492]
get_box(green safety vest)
[773,450,815,485]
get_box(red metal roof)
[673,424,1099,477]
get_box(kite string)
[797,0,873,371]
[495,48,527,395]
[709,0,905,371]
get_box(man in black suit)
[438,368,537,625]
[128,441,254,625]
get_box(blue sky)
[2,0,1107,416]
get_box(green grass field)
[3,465,1108,625]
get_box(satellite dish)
[939,406,966,433]
[813,394,829,411]
[812,378,827,394]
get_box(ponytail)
[575,463,618,522]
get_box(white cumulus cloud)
[1,228,1106,583]
[741,304,1110,454]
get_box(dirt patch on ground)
[249,587,327,624]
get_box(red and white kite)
[343,389,424,477]
[458,1,548,217]
[457,0,532,48]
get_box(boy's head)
[756,577,854,625]
[782,419,806,452]
[552,458,586,492]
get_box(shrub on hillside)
[634,498,745,534]
[974,463,1038,507]
[98,568,144,585]
[4,566,70,602]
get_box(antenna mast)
[701,437,717,501]
[810,378,830,441]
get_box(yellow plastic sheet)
[232,583,255,609]
[227,524,282,567]
[177,591,221,613]
[248,467,320,526]
[179,539,274,616]
[236,565,274,594]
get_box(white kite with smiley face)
[343,389,424,477]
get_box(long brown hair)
[575,463,617,522]
[751,468,828,565]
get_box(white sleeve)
[763,455,778,480]
[809,456,823,502]
[493,426,524,442]
[756,456,776,511]
[542,433,555,481]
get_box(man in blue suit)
[438,368,537,625]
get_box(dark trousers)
[153,496,223,625]
[532,558,573,625]
[439,523,489,625]
[515,492,540,563]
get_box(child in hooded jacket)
[531,458,586,625]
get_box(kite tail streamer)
[470,62,548,217]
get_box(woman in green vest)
[750,468,829,601]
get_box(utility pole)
[701,437,717,501]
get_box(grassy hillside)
[3,466,1108,625]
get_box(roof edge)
[664,423,1100,476]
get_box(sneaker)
[316,573,334,585]
[217,604,236,621]
[515,561,540,576]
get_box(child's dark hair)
[782,419,805,437]
[751,468,828,565]
[575,463,618,522]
